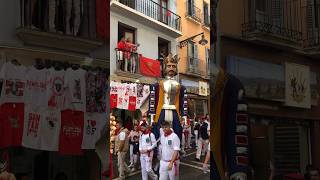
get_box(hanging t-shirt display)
[116,83,126,110]
[136,84,150,109]
[82,113,106,149]
[86,71,107,113]
[65,68,86,111]
[110,81,118,109]
[128,83,137,111]
[0,103,24,148]
[59,109,84,155]
[24,67,49,108]
[47,68,66,110]
[40,108,61,151]
[0,62,27,104]
[22,105,42,149]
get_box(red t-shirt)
[117,41,126,51]
[59,110,84,155]
[0,103,24,148]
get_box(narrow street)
[112,148,210,180]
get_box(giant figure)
[149,54,188,141]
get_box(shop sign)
[285,62,311,108]
[199,81,208,96]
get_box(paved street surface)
[112,148,210,180]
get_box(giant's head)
[163,53,179,77]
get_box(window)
[187,0,195,17]
[187,41,199,73]
[159,0,168,24]
[118,23,136,43]
[203,2,210,26]
[205,48,210,75]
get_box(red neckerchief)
[164,129,173,137]
[142,129,150,135]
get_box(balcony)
[17,0,104,53]
[242,0,303,49]
[115,48,142,79]
[303,2,320,56]
[111,0,182,38]
[186,1,202,23]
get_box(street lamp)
[178,32,208,48]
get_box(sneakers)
[195,158,201,162]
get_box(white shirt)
[24,67,49,108]
[0,62,27,104]
[82,113,106,149]
[129,130,140,142]
[139,132,157,151]
[40,108,61,151]
[64,68,86,111]
[118,131,126,141]
[160,132,180,161]
[46,68,66,110]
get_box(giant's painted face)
[165,62,177,77]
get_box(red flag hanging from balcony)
[96,0,109,40]
[139,56,161,77]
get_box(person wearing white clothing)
[159,121,180,180]
[139,122,158,180]
[65,0,81,35]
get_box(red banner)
[139,56,161,77]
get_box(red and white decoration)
[110,81,150,111]
[0,61,107,155]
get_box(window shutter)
[273,125,301,174]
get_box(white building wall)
[110,11,178,75]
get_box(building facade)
[177,0,211,118]
[0,0,109,179]
[217,0,320,178]
[110,0,182,83]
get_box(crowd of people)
[116,36,140,73]
[113,113,211,180]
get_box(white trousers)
[196,138,209,159]
[159,160,179,180]
[65,0,81,35]
[130,144,134,164]
[194,130,198,147]
[118,152,130,180]
[140,153,157,180]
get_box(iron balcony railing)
[186,1,202,22]
[20,0,100,39]
[303,2,320,48]
[118,0,181,31]
[242,0,303,42]
[115,48,140,74]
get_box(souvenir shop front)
[0,49,108,180]
[109,81,151,153]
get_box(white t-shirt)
[22,105,43,149]
[0,62,27,104]
[139,133,156,151]
[116,83,126,109]
[24,67,49,108]
[39,108,61,151]
[64,68,86,111]
[129,130,140,142]
[82,113,106,149]
[160,132,180,161]
[119,131,126,141]
[46,68,66,110]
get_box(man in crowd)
[196,117,209,162]
[139,122,158,180]
[159,121,180,180]
[115,121,130,180]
